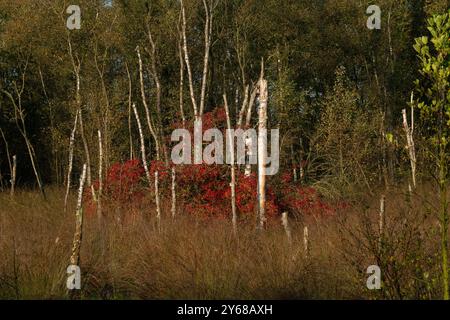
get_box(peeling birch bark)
[257,79,268,229]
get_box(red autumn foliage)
[85,109,340,220]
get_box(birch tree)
[1,58,46,199]
[224,94,237,234]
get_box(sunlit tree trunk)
[65,110,79,212]
[69,163,87,299]
[224,94,237,234]
[132,103,152,186]
[97,130,103,221]
[257,78,268,230]
[136,46,160,161]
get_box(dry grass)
[0,185,446,299]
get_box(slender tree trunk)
[199,0,213,117]
[402,93,417,189]
[136,46,161,161]
[78,110,94,202]
[180,0,198,117]
[303,225,309,258]
[132,103,152,186]
[439,142,449,300]
[11,155,16,197]
[379,194,385,254]
[145,22,169,164]
[0,128,14,196]
[281,212,292,244]
[65,111,79,212]
[155,171,161,232]
[126,62,135,160]
[97,130,103,221]
[69,163,87,299]
[171,167,177,219]
[237,85,249,128]
[224,94,237,234]
[177,18,186,128]
[2,69,46,199]
[244,82,259,176]
[257,79,268,230]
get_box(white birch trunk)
[97,130,103,221]
[180,0,198,117]
[78,110,94,201]
[257,79,268,229]
[171,167,177,218]
[136,46,160,161]
[224,94,237,234]
[244,83,259,176]
[132,103,152,186]
[155,171,161,232]
[70,163,87,267]
[65,111,79,211]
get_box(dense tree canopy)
[0,0,448,191]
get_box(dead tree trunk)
[224,94,237,234]
[65,110,79,212]
[257,78,268,230]
[303,225,309,258]
[281,212,292,244]
[402,93,416,189]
